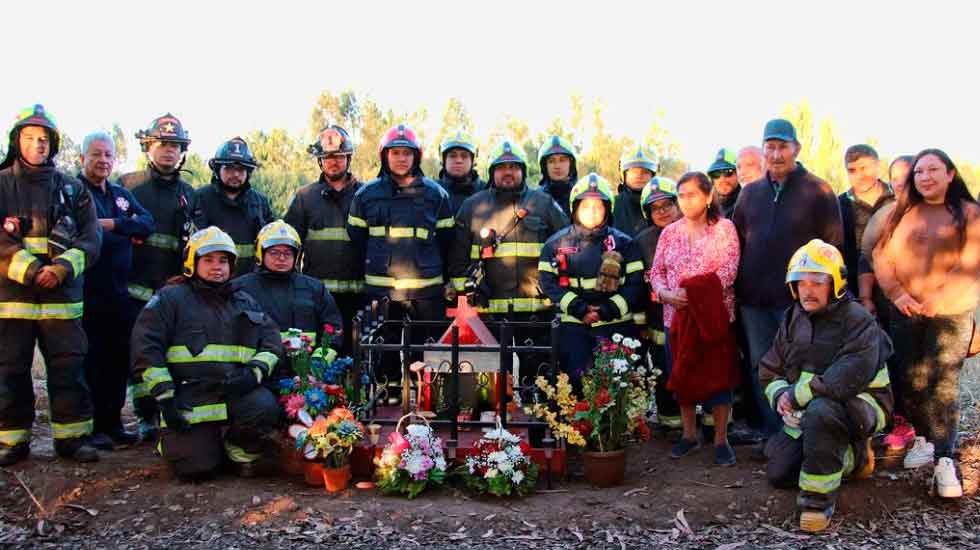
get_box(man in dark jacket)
[78,131,155,450]
[122,113,199,442]
[612,144,659,236]
[732,118,844,438]
[346,124,454,395]
[708,148,740,219]
[437,131,485,215]
[536,135,577,220]
[0,105,102,465]
[284,125,363,356]
[759,240,892,533]
[193,137,273,276]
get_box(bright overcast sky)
[3,0,977,171]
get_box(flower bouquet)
[375,414,448,498]
[456,426,539,497]
[277,324,356,422]
[287,406,364,490]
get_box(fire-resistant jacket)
[448,185,568,314]
[611,186,646,237]
[437,170,486,215]
[538,224,645,326]
[633,224,666,344]
[0,161,101,320]
[759,297,894,436]
[192,182,274,275]
[346,174,454,301]
[232,268,343,343]
[130,278,281,426]
[122,169,198,302]
[283,175,364,295]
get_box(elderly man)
[78,132,155,450]
[736,146,765,185]
[732,119,844,439]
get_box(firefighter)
[448,138,568,376]
[193,137,273,276]
[438,130,486,215]
[0,104,102,465]
[537,135,578,220]
[232,220,343,380]
[759,239,893,532]
[122,113,199,442]
[539,173,645,383]
[131,226,282,480]
[633,177,683,431]
[284,125,362,357]
[346,124,454,399]
[612,144,660,237]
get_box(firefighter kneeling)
[759,239,893,533]
[131,227,282,480]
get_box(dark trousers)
[82,300,136,434]
[0,317,93,452]
[333,292,364,358]
[892,311,973,458]
[379,298,445,383]
[739,305,787,437]
[128,298,158,424]
[765,396,877,510]
[646,330,681,428]
[160,386,280,477]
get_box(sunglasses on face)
[710,169,736,179]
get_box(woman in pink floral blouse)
[651,171,741,465]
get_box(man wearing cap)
[284,125,363,357]
[78,131,155,450]
[708,148,740,219]
[0,105,103,465]
[537,135,578,220]
[437,131,485,215]
[612,144,660,236]
[737,146,765,187]
[121,113,199,442]
[192,137,274,276]
[732,118,844,439]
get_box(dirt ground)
[1,358,979,549]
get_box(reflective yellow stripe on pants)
[0,302,84,320]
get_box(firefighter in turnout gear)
[131,227,282,479]
[122,113,199,442]
[612,144,660,237]
[0,104,102,465]
[537,135,578,220]
[193,137,274,276]
[232,220,343,381]
[284,125,362,356]
[539,173,645,384]
[437,130,486,214]
[759,239,893,533]
[633,177,683,431]
[346,124,454,394]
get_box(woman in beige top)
[873,148,980,498]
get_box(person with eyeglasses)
[707,148,740,219]
[731,118,843,443]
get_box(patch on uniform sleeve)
[145,295,160,309]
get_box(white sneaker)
[904,436,934,469]
[934,457,963,498]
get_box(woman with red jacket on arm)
[651,172,741,466]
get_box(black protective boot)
[55,438,99,463]
[0,444,30,467]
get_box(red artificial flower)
[324,323,335,335]
[636,419,652,441]
[575,400,590,413]
[595,388,611,408]
[574,420,592,437]
[324,384,345,397]
[388,431,410,454]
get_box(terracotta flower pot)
[304,461,325,486]
[582,449,625,488]
[323,464,352,493]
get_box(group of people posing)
[1,104,977,533]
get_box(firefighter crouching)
[131,227,282,480]
[0,104,103,465]
[759,239,893,533]
[538,173,645,385]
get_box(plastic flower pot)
[304,461,325,486]
[322,464,352,493]
[582,449,625,488]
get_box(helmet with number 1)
[487,138,528,185]
[640,177,678,220]
[570,172,616,215]
[619,144,659,180]
[538,135,578,182]
[786,239,847,299]
[209,137,258,171]
[182,226,238,277]
[377,123,422,177]
[0,104,61,170]
[255,220,302,266]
